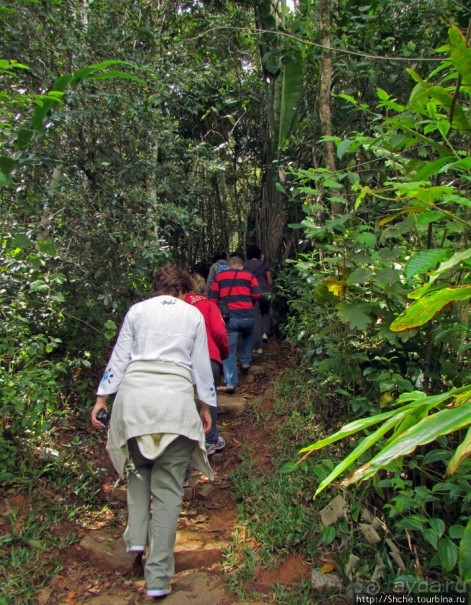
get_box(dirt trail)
[32,341,310,604]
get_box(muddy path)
[31,340,311,604]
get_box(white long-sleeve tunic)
[96,295,216,407]
[96,295,216,479]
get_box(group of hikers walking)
[90,245,273,599]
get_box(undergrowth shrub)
[276,26,470,591]
[0,226,99,482]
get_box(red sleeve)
[209,275,220,303]
[208,303,229,360]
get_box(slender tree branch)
[183,25,444,63]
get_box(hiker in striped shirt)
[209,256,261,394]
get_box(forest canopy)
[1,0,470,598]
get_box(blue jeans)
[223,316,255,387]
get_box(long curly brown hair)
[153,264,193,297]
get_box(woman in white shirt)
[91,265,216,599]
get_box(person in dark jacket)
[209,256,260,393]
[244,245,273,351]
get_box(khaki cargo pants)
[124,435,194,590]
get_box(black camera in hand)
[96,409,110,428]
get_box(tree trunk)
[253,0,290,263]
[318,0,343,215]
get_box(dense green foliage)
[279,24,470,590]
[0,0,469,600]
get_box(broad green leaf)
[37,239,57,256]
[423,528,438,549]
[54,273,67,285]
[407,283,435,300]
[355,232,377,248]
[438,538,458,572]
[322,525,337,546]
[16,128,34,151]
[406,68,423,83]
[313,411,411,497]
[346,268,371,285]
[300,409,399,455]
[390,286,471,332]
[28,64,143,135]
[376,268,401,286]
[446,424,471,476]
[449,25,471,90]
[386,409,420,443]
[430,518,446,538]
[275,182,286,193]
[88,59,139,70]
[411,83,470,131]
[459,517,471,580]
[279,462,298,474]
[0,155,19,176]
[31,83,70,130]
[31,100,61,131]
[300,395,439,456]
[0,172,12,187]
[30,280,49,293]
[71,61,143,86]
[51,73,75,92]
[408,185,453,204]
[395,517,425,531]
[278,50,303,146]
[440,193,471,210]
[10,233,31,249]
[337,93,357,105]
[422,449,450,465]
[343,401,471,485]
[376,87,390,101]
[337,138,351,160]
[314,388,465,494]
[88,70,144,84]
[0,59,30,71]
[394,387,463,408]
[416,211,446,227]
[449,525,465,540]
[323,179,343,189]
[413,156,455,182]
[446,157,471,171]
[405,249,449,278]
[317,358,343,373]
[428,249,471,283]
[336,301,374,331]
[104,319,117,339]
[299,186,319,195]
[437,120,451,138]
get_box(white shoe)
[147,585,172,598]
